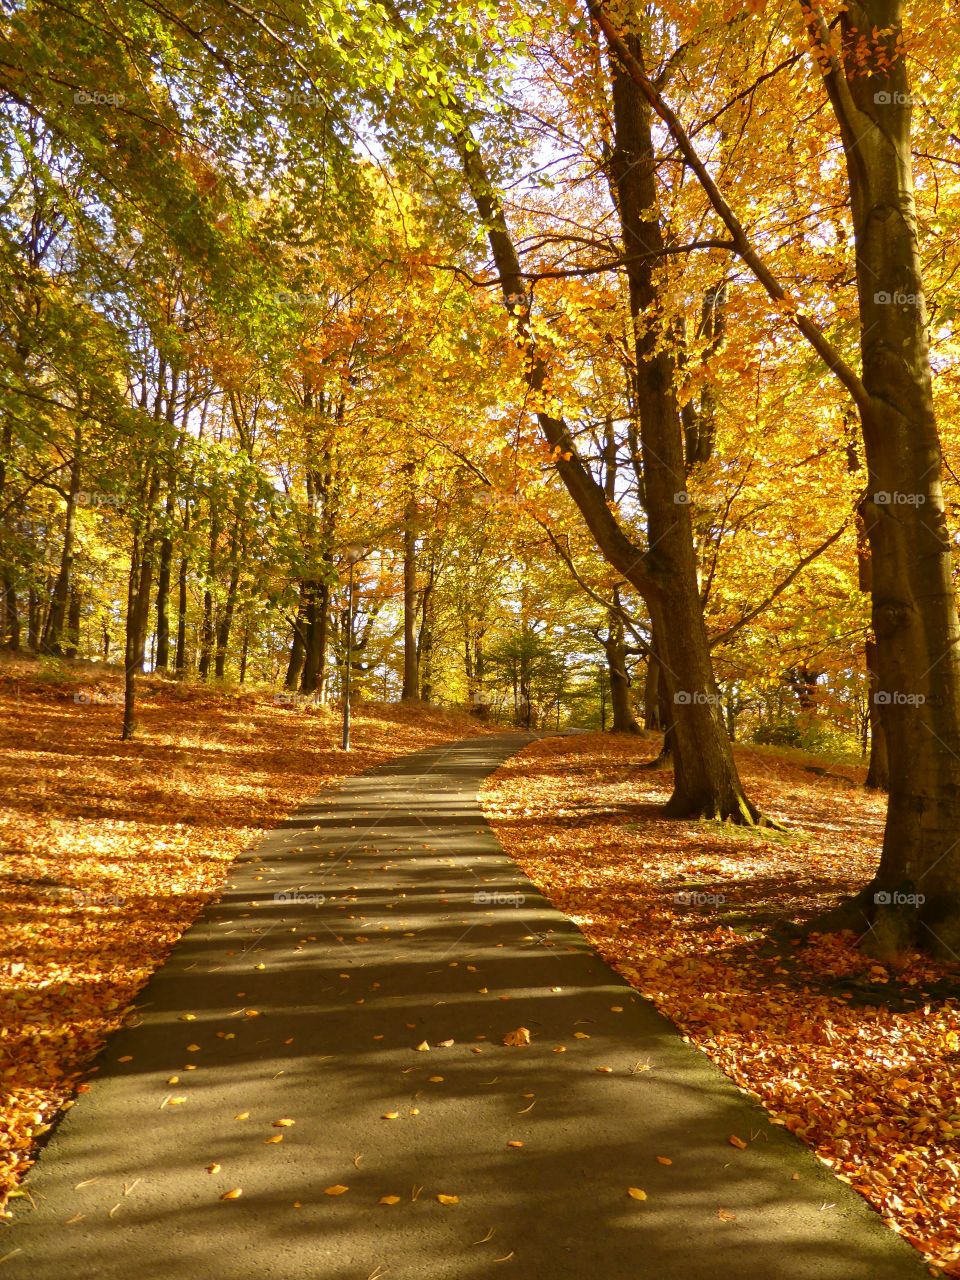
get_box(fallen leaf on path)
[436,1194,460,1205]
[220,1188,243,1201]
[502,1028,531,1047]
[324,1185,349,1196]
[627,1188,647,1201]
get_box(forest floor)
[481,733,960,1275]
[0,659,486,1211]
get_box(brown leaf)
[502,1027,531,1047]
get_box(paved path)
[6,734,928,1279]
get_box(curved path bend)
[6,733,927,1279]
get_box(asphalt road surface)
[5,733,929,1279]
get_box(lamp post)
[341,543,365,750]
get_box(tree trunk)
[175,555,189,674]
[65,586,80,658]
[214,560,240,680]
[155,514,174,671]
[239,620,250,684]
[803,1,955,953]
[2,576,20,650]
[285,597,307,691]
[864,637,889,790]
[644,649,663,731]
[198,500,219,680]
[460,58,758,821]
[603,31,756,818]
[300,579,330,696]
[401,478,419,701]
[40,426,81,655]
[27,587,40,651]
[604,612,641,734]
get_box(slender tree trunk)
[65,587,80,658]
[2,577,20,650]
[401,477,419,701]
[238,620,249,684]
[41,425,81,655]
[418,571,434,703]
[27,587,40,651]
[214,559,241,680]
[604,613,641,734]
[155,499,174,672]
[122,533,142,740]
[644,650,663,731]
[285,597,307,691]
[198,500,219,680]
[175,555,188,674]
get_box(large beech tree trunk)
[812,0,960,955]
[586,0,960,943]
[460,75,760,823]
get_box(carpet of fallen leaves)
[482,732,960,1275]
[0,662,485,1210]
